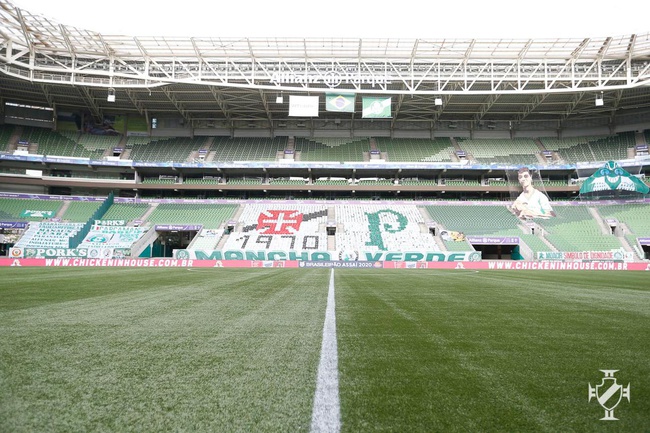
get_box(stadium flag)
[362,97,391,118]
[326,93,355,112]
[289,95,319,117]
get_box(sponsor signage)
[1,259,647,271]
[0,221,28,229]
[10,247,90,258]
[537,250,633,261]
[133,161,173,167]
[155,224,203,231]
[299,261,381,268]
[637,237,650,245]
[270,72,390,88]
[95,220,126,226]
[467,236,520,245]
[9,246,126,259]
[89,159,132,167]
[44,156,88,164]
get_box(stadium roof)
[1,0,650,134]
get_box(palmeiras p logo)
[588,370,630,420]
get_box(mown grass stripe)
[310,268,341,433]
[0,268,328,432]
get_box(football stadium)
[0,1,649,431]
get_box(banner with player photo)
[506,166,555,221]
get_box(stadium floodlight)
[107,88,115,102]
[595,92,604,106]
[276,93,284,104]
[434,97,443,106]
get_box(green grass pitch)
[1,267,648,432]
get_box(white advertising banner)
[289,95,319,117]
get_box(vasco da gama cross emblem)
[588,370,630,420]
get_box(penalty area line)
[310,268,341,433]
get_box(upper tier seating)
[210,137,287,161]
[128,136,204,162]
[374,138,455,162]
[540,132,634,163]
[19,127,110,159]
[294,138,369,162]
[455,138,542,165]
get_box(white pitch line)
[310,268,341,433]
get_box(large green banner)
[579,160,649,196]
